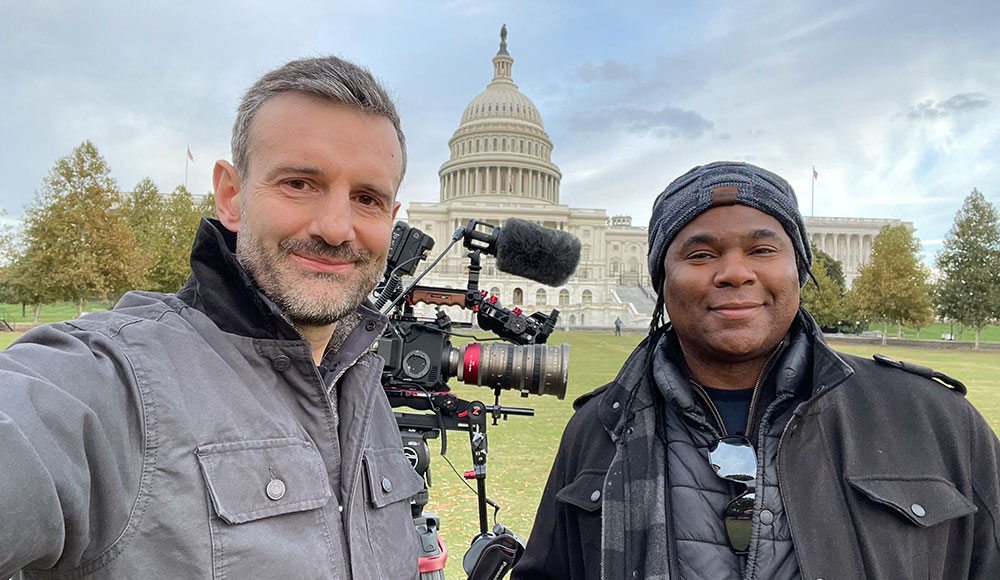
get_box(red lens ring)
[464,343,481,384]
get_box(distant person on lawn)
[514,161,1000,580]
[614,317,622,336]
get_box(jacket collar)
[595,308,855,439]
[176,218,386,345]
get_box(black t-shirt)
[701,384,754,435]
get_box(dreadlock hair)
[648,293,667,335]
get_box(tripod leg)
[415,512,448,579]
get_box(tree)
[802,247,846,330]
[0,209,25,316]
[848,224,934,345]
[15,141,147,317]
[195,192,217,219]
[934,188,1000,348]
[151,185,205,292]
[813,246,847,293]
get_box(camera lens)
[450,343,568,399]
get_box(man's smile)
[708,301,764,319]
[290,252,356,274]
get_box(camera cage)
[373,220,565,579]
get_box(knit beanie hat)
[647,161,813,294]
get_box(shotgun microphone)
[462,218,581,286]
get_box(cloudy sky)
[2,0,998,261]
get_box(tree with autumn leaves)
[6,141,215,318]
[10,141,147,318]
[848,224,935,345]
[801,245,850,332]
[125,179,211,294]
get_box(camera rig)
[373,219,572,579]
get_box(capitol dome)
[439,26,562,204]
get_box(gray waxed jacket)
[0,219,423,579]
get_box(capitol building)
[405,28,911,329]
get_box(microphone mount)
[461,219,502,256]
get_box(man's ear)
[214,160,243,233]
[391,200,401,221]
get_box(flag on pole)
[187,146,194,162]
[812,166,818,180]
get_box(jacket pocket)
[556,469,607,512]
[363,446,425,508]
[196,437,337,579]
[847,475,978,580]
[355,446,425,580]
[847,475,977,527]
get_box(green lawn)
[0,301,110,324]
[873,321,1000,343]
[1,328,997,579]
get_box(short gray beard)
[236,227,385,327]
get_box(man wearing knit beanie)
[516,162,1000,580]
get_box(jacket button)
[365,321,377,332]
[590,490,601,502]
[273,355,291,372]
[382,477,393,493]
[910,503,926,517]
[266,478,286,500]
[612,401,620,409]
[759,509,774,524]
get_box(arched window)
[611,261,620,273]
[476,140,480,152]
[582,246,591,261]
[493,138,498,150]
[582,290,593,305]
[512,288,524,305]
[535,289,547,306]
[502,138,507,151]
[520,140,524,153]
[559,289,570,305]
[490,287,500,299]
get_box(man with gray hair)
[515,161,1000,580]
[0,56,422,579]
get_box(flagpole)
[810,166,815,217]
[185,149,190,190]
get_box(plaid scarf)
[600,333,671,580]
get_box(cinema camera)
[372,218,580,580]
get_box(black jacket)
[514,316,1000,580]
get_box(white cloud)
[2,0,999,260]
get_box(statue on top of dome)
[500,24,508,52]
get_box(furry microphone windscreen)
[495,218,582,286]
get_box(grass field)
[1,329,997,579]
[0,301,110,324]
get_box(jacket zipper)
[745,340,785,436]
[689,339,785,437]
